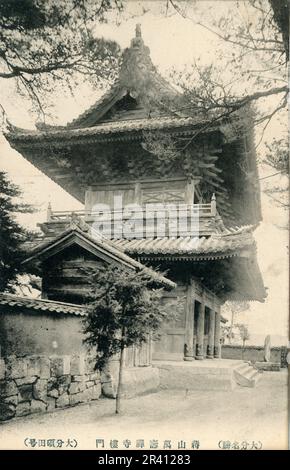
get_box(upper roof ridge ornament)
[130,23,144,48]
[136,23,142,37]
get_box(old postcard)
[0,0,288,452]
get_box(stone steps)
[151,360,262,392]
[233,362,262,388]
[235,362,251,374]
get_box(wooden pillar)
[207,308,215,359]
[214,309,221,358]
[184,280,195,361]
[196,295,205,360]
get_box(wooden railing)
[44,196,218,238]
[47,198,217,223]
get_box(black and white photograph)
[0,0,288,451]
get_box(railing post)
[47,202,52,222]
[211,193,216,216]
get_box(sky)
[0,0,288,345]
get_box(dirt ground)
[0,370,288,450]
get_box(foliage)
[221,301,250,344]
[0,171,36,292]
[237,323,250,343]
[160,1,288,171]
[265,137,288,174]
[0,0,123,118]
[167,0,288,113]
[83,265,171,370]
[220,325,235,345]
[223,301,249,316]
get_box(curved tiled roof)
[66,82,124,129]
[23,225,176,289]
[111,225,256,259]
[6,25,185,140]
[0,294,87,316]
[6,115,209,145]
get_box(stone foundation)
[0,353,102,421]
[154,360,239,391]
[101,359,160,399]
[255,362,281,372]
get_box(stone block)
[0,359,5,380]
[50,356,70,377]
[3,395,18,406]
[85,381,95,389]
[6,356,27,379]
[0,380,18,397]
[19,384,33,402]
[30,400,47,414]
[56,393,69,408]
[70,384,101,404]
[89,372,100,382]
[26,356,41,377]
[47,376,70,396]
[77,384,100,402]
[47,377,57,390]
[47,388,58,398]
[33,379,48,401]
[80,388,93,402]
[72,375,84,382]
[47,397,56,412]
[15,376,37,386]
[57,375,71,395]
[70,354,86,376]
[69,381,85,395]
[90,383,102,400]
[85,356,96,374]
[39,357,51,379]
[26,356,50,378]
[101,370,112,384]
[0,402,16,421]
[69,392,83,406]
[16,401,31,417]
[101,380,116,398]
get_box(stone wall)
[221,344,285,365]
[0,353,102,422]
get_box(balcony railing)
[44,195,219,238]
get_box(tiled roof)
[24,225,257,260]
[66,83,124,128]
[0,294,87,316]
[111,225,256,259]
[23,225,176,289]
[6,115,209,144]
[5,26,192,143]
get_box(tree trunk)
[115,330,126,414]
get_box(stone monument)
[264,335,271,362]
